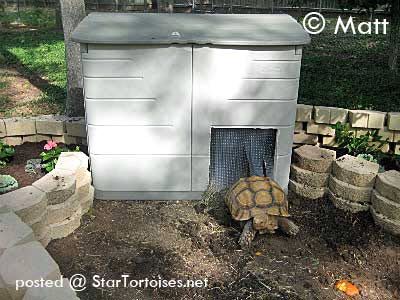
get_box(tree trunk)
[55,1,63,30]
[389,0,400,73]
[60,0,86,117]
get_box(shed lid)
[72,13,310,46]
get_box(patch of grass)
[299,16,400,111]
[0,8,56,28]
[0,29,66,112]
[0,8,65,115]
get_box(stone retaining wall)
[294,105,400,155]
[1,107,400,154]
[289,145,400,237]
[0,152,93,300]
[0,116,86,146]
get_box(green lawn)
[0,9,399,114]
[0,8,66,115]
[300,16,400,112]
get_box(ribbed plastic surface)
[209,128,276,190]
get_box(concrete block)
[293,131,318,145]
[355,128,370,138]
[375,170,400,204]
[288,179,327,199]
[307,121,335,136]
[63,135,78,145]
[0,186,47,225]
[330,107,348,124]
[396,144,400,155]
[329,175,372,203]
[394,131,400,143]
[0,277,11,300]
[50,208,81,240]
[0,211,35,256]
[47,193,80,225]
[23,278,79,300]
[29,212,48,239]
[293,145,336,173]
[314,106,330,124]
[371,207,400,236]
[22,135,38,143]
[35,115,67,135]
[37,227,51,248]
[0,241,61,300]
[51,135,65,144]
[296,104,313,122]
[0,119,6,138]
[290,164,329,187]
[55,152,88,182]
[4,117,36,136]
[322,136,339,147]
[332,155,379,187]
[3,136,23,146]
[33,169,76,205]
[349,110,368,128]
[367,111,386,129]
[35,134,52,142]
[328,189,369,213]
[66,117,86,138]
[294,122,303,133]
[81,185,94,215]
[388,112,400,130]
[371,190,400,222]
[378,127,394,143]
[76,170,91,197]
[368,141,390,153]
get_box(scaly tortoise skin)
[225,176,298,247]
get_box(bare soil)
[47,196,400,300]
[0,142,46,188]
[0,66,61,118]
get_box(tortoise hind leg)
[277,217,299,236]
[239,219,256,249]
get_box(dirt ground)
[47,196,400,300]
[0,142,45,187]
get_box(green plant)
[0,175,18,194]
[0,139,15,167]
[40,141,79,173]
[357,153,378,163]
[332,122,388,158]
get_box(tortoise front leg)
[277,217,299,236]
[239,219,256,249]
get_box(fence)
[2,0,345,12]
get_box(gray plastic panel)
[72,13,310,46]
[91,155,191,191]
[95,191,203,200]
[87,125,190,155]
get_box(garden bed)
[47,197,400,300]
[0,141,46,188]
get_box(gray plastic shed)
[72,13,310,200]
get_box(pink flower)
[44,140,58,150]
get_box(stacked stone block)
[289,145,336,199]
[371,170,400,236]
[0,207,79,299]
[328,155,379,213]
[0,116,87,146]
[0,152,94,246]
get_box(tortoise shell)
[225,176,289,224]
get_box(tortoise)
[225,176,299,248]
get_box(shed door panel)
[91,155,191,191]
[192,46,301,156]
[84,45,192,191]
